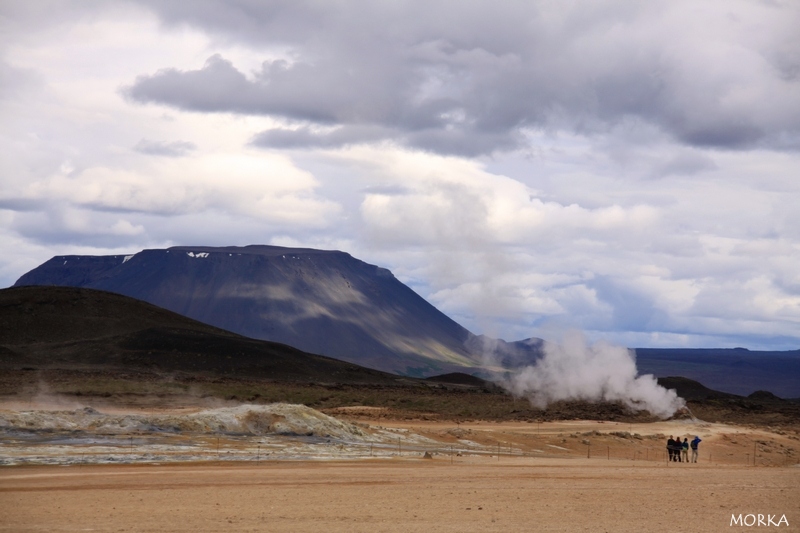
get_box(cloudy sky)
[2,1,799,350]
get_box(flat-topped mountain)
[14,245,481,376]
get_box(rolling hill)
[0,285,407,385]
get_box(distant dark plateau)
[1,285,798,426]
[635,348,800,399]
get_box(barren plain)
[1,401,798,532]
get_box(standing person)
[667,436,675,462]
[681,437,689,463]
[691,436,702,463]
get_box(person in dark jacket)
[667,436,675,461]
[690,436,702,463]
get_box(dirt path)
[1,458,798,532]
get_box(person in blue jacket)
[690,436,702,463]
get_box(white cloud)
[0,0,799,351]
[9,151,340,230]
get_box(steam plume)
[503,331,685,418]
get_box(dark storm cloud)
[251,124,522,157]
[124,1,800,156]
[134,138,197,157]
[651,152,717,179]
[0,198,46,212]
[251,125,390,150]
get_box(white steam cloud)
[503,331,685,419]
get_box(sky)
[1,0,799,350]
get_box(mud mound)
[748,390,780,401]
[0,404,366,439]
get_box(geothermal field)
[1,399,798,532]
[5,0,800,529]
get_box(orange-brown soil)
[1,456,798,533]
[2,409,799,533]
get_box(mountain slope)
[14,245,479,376]
[0,285,411,384]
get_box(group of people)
[667,435,701,463]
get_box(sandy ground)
[1,458,798,532]
[1,402,799,531]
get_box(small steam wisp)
[504,331,685,418]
